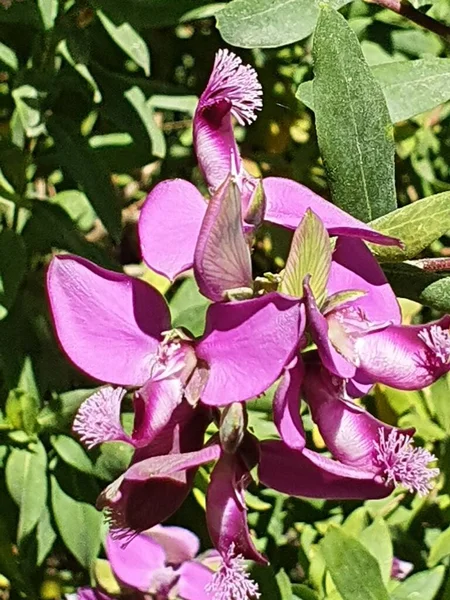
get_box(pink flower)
[138,50,398,283]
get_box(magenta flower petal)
[304,280,356,379]
[262,177,400,246]
[391,557,414,581]
[139,179,207,281]
[353,316,450,390]
[206,453,266,563]
[194,49,262,195]
[259,441,390,500]
[328,238,401,325]
[47,255,170,386]
[106,532,166,592]
[194,176,252,301]
[177,561,214,600]
[146,525,200,565]
[196,293,302,405]
[273,357,306,451]
[76,588,112,600]
[73,387,133,449]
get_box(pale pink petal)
[106,532,166,592]
[196,293,302,405]
[259,441,390,499]
[146,525,200,565]
[177,561,214,600]
[206,452,266,563]
[273,357,306,451]
[139,179,207,281]
[194,176,252,301]
[328,238,401,325]
[47,255,170,386]
[263,177,400,246]
[194,50,262,194]
[353,316,450,390]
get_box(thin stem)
[366,0,450,44]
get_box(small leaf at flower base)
[428,526,450,567]
[276,569,293,600]
[390,566,445,600]
[369,192,450,262]
[280,209,331,306]
[216,0,352,49]
[313,7,396,222]
[5,441,48,545]
[321,526,390,600]
[97,11,150,76]
[50,474,102,568]
[0,229,27,320]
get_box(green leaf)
[291,585,319,600]
[0,40,18,71]
[38,388,98,431]
[280,209,331,306]
[297,58,450,124]
[276,569,293,600]
[12,84,46,138]
[97,10,150,76]
[51,435,94,475]
[5,389,39,434]
[390,567,445,600]
[321,526,389,600]
[58,39,102,104]
[369,192,450,262]
[312,7,396,222]
[38,0,58,29]
[0,518,35,599]
[0,229,27,320]
[50,474,102,568]
[47,117,122,242]
[36,505,56,566]
[51,190,96,233]
[359,518,393,585]
[216,0,352,49]
[428,526,450,567]
[124,86,165,158]
[5,441,48,544]
[419,277,450,313]
[171,277,210,337]
[94,441,133,481]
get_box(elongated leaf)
[297,58,450,124]
[38,0,58,30]
[280,209,331,307]
[0,229,27,320]
[0,40,18,71]
[124,86,165,158]
[216,0,352,49]
[321,527,389,600]
[390,567,445,600]
[51,435,94,475]
[369,192,450,262]
[428,525,450,567]
[97,11,150,76]
[359,518,392,585]
[47,117,121,242]
[276,569,293,600]
[12,84,46,138]
[313,7,396,222]
[36,506,56,566]
[51,474,102,568]
[5,441,47,544]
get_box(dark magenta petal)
[106,532,166,592]
[259,441,390,500]
[206,453,266,563]
[353,316,450,390]
[196,293,302,405]
[194,176,252,301]
[263,177,400,247]
[47,255,170,386]
[139,179,207,281]
[328,237,401,326]
[273,357,306,451]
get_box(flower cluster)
[48,50,444,599]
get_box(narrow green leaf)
[12,84,46,138]
[390,566,445,600]
[47,117,122,242]
[124,86,166,158]
[359,518,393,585]
[0,229,27,320]
[216,0,352,49]
[51,474,102,568]
[312,7,396,222]
[369,192,450,262]
[38,0,58,30]
[0,40,18,71]
[58,40,102,103]
[97,11,150,76]
[280,209,331,306]
[276,569,293,600]
[36,505,56,566]
[5,441,48,544]
[428,525,450,567]
[51,435,94,475]
[321,526,389,600]
[51,190,96,233]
